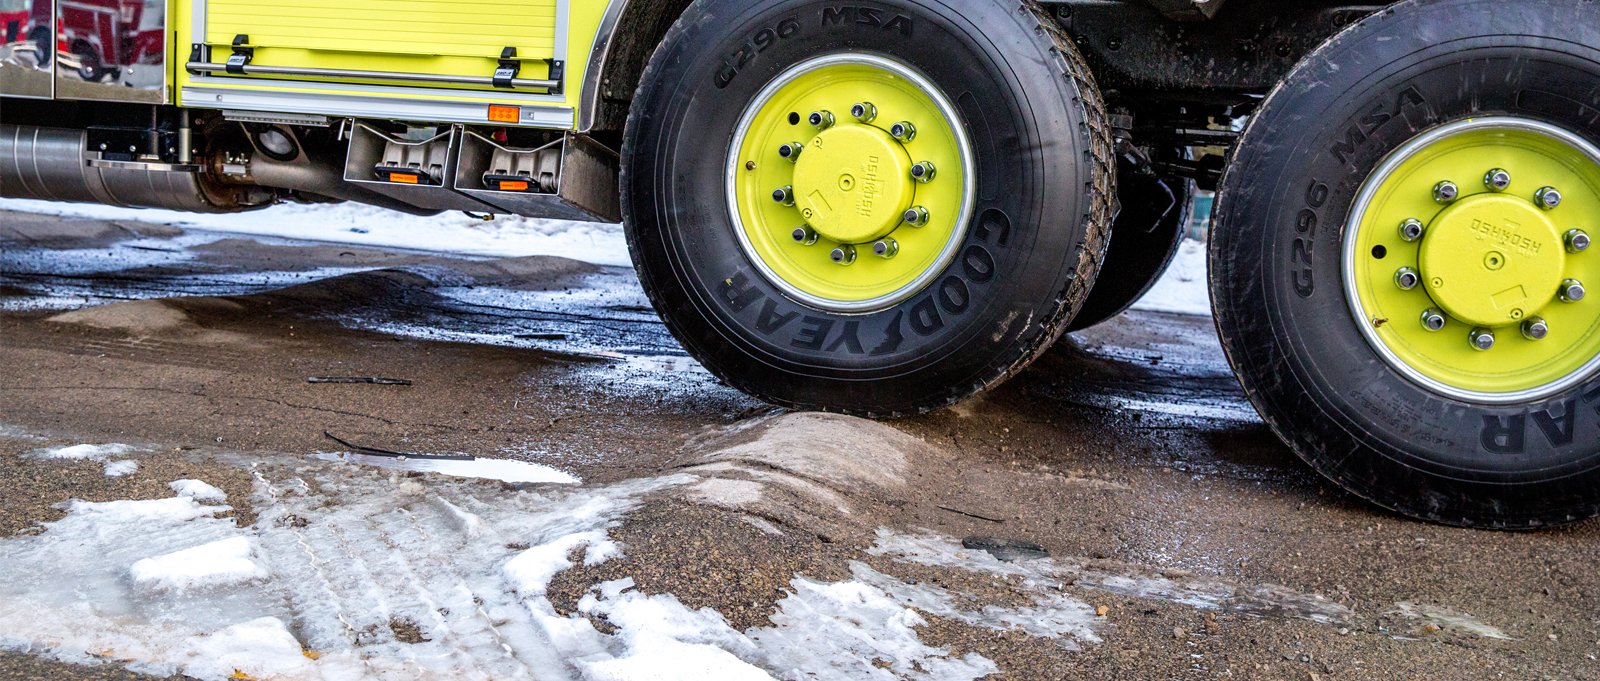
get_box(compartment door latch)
[226,34,254,74]
[493,47,520,88]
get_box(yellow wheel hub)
[1344,118,1600,402]
[1418,193,1566,327]
[726,53,972,312]
[791,124,915,245]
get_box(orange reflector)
[487,105,520,123]
[389,173,420,184]
[499,180,530,192]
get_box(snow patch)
[753,578,999,680]
[572,574,1000,681]
[318,450,580,484]
[0,198,631,267]
[575,580,775,681]
[1131,238,1211,317]
[504,531,617,596]
[65,495,232,523]
[180,617,317,681]
[129,537,268,593]
[102,460,140,477]
[170,479,228,503]
[27,443,138,460]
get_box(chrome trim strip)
[578,0,631,133]
[87,158,203,173]
[185,62,558,91]
[182,87,576,128]
[1341,116,1600,404]
[553,0,570,65]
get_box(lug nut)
[771,184,796,206]
[778,142,804,162]
[1565,229,1591,253]
[910,162,937,183]
[791,226,818,245]
[903,206,930,227]
[1522,317,1549,341]
[1399,218,1426,242]
[830,244,857,265]
[1560,278,1586,302]
[872,237,899,259]
[1484,168,1512,192]
[1394,267,1420,290]
[1433,180,1459,204]
[1536,186,1563,210]
[851,102,877,123]
[1469,328,1496,351]
[808,110,835,129]
[889,121,917,142]
[1420,308,1447,332]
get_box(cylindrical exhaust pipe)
[1,124,269,213]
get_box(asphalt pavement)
[1,209,1597,680]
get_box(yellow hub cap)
[726,53,973,312]
[791,124,914,245]
[1344,117,1600,402]
[1418,193,1566,327]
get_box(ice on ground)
[0,198,631,267]
[102,460,140,477]
[504,531,616,596]
[129,537,268,593]
[848,562,1100,647]
[26,443,138,460]
[26,443,149,477]
[65,495,232,522]
[1132,238,1211,317]
[181,617,317,681]
[170,479,228,503]
[0,457,1048,681]
[575,580,775,681]
[318,450,581,484]
[575,573,1000,681]
[752,578,998,681]
[1386,601,1513,640]
[870,529,1358,628]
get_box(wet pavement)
[2,208,1598,680]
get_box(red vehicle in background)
[0,0,49,67]
[57,0,163,82]
[1,0,163,82]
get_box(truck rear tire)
[1212,0,1600,527]
[622,0,1113,416]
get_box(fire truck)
[2,0,1596,528]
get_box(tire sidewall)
[625,0,1099,413]
[1214,0,1600,523]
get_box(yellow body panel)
[205,0,558,59]
[173,0,613,128]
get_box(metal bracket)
[226,34,254,75]
[545,60,565,95]
[493,47,520,89]
[185,43,206,75]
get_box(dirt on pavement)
[2,210,1598,680]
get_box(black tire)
[1069,156,1194,331]
[27,25,50,67]
[72,43,104,82]
[622,0,1113,416]
[1211,0,1600,527]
